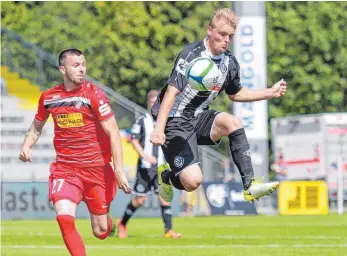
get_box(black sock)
[161,170,171,184]
[121,202,137,226]
[161,170,185,190]
[161,205,172,233]
[229,128,254,190]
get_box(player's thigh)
[195,110,225,145]
[163,118,199,175]
[210,112,243,141]
[48,163,83,215]
[83,164,116,215]
[54,199,77,216]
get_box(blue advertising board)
[202,182,257,215]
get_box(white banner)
[233,17,268,140]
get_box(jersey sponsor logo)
[98,101,111,117]
[175,58,189,75]
[174,156,184,168]
[56,113,84,128]
[210,85,222,92]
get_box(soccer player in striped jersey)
[117,90,182,239]
[150,9,287,203]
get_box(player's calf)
[57,215,86,256]
[92,215,113,240]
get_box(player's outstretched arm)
[101,116,132,194]
[150,85,180,145]
[228,79,287,102]
[19,119,47,162]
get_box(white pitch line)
[3,223,346,231]
[216,235,347,240]
[2,233,347,240]
[2,244,347,249]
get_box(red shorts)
[48,162,117,215]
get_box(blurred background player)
[150,8,287,203]
[117,90,182,239]
[19,48,132,256]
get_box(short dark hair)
[58,48,83,66]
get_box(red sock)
[95,215,113,240]
[57,215,86,256]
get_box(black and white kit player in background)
[117,90,182,239]
[150,8,287,203]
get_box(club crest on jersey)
[220,63,228,74]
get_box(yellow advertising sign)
[278,181,329,215]
[56,113,84,128]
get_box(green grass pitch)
[2,214,347,256]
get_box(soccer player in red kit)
[19,48,132,256]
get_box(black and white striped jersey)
[152,38,242,119]
[131,112,166,172]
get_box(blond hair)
[209,8,238,29]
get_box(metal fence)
[1,28,228,182]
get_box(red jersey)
[35,80,114,167]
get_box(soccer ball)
[185,57,220,91]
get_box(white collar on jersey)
[203,37,225,60]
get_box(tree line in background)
[1,1,347,156]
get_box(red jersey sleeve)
[90,88,115,121]
[35,93,50,122]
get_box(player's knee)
[184,177,202,192]
[229,116,243,131]
[92,225,108,239]
[133,197,146,207]
[179,166,203,192]
[215,113,243,136]
[221,114,243,134]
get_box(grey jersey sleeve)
[225,56,243,95]
[166,48,193,92]
[131,116,144,141]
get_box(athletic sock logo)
[243,149,252,158]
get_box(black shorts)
[162,110,221,175]
[133,168,158,195]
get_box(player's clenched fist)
[115,171,132,194]
[19,146,32,162]
[150,129,166,145]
